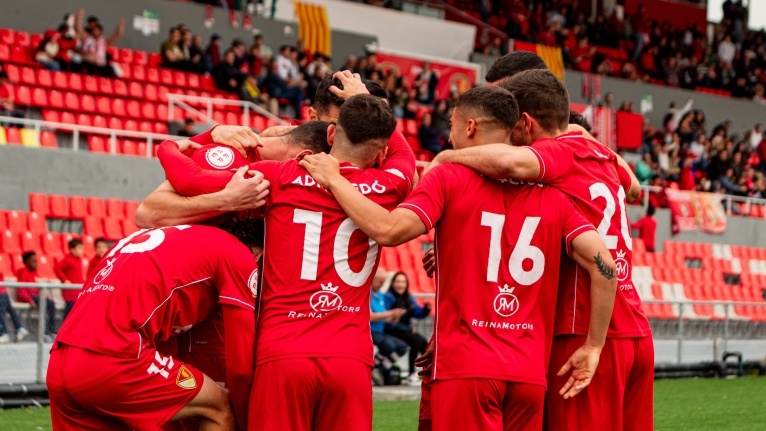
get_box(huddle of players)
[46,51,653,431]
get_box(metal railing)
[0,115,184,158]
[639,185,766,218]
[166,93,286,130]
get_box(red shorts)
[249,357,372,431]
[418,373,433,430]
[431,378,545,431]
[178,352,227,387]
[48,345,204,431]
[546,335,654,431]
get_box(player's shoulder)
[555,133,616,162]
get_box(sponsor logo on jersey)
[92,258,115,284]
[205,146,235,169]
[310,282,342,312]
[614,249,630,282]
[248,268,259,298]
[176,365,197,390]
[493,284,520,317]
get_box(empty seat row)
[41,111,168,135]
[27,193,139,221]
[0,127,58,148]
[87,136,157,157]
[20,88,170,122]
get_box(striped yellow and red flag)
[293,1,332,57]
[510,40,564,80]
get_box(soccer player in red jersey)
[47,224,260,431]
[299,85,617,431]
[430,69,654,431]
[157,85,415,431]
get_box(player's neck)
[259,137,288,160]
[531,128,566,141]
[328,148,369,169]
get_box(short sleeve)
[397,163,453,231]
[528,139,573,184]
[557,193,595,256]
[617,162,633,193]
[216,240,259,311]
[381,131,416,192]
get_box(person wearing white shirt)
[750,124,763,149]
[718,35,736,65]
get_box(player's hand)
[299,153,342,189]
[422,247,436,278]
[260,124,296,137]
[175,139,202,154]
[220,166,270,211]
[415,340,435,375]
[329,70,370,100]
[211,125,263,157]
[557,345,602,399]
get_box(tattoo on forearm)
[594,252,615,280]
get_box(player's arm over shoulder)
[432,144,542,182]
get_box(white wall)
[273,0,476,61]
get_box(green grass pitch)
[1,377,764,430]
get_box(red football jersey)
[54,225,258,428]
[159,131,415,367]
[400,163,594,387]
[529,132,652,338]
[188,126,261,168]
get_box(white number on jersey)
[106,225,192,259]
[481,212,545,285]
[589,183,632,251]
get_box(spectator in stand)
[79,20,124,78]
[212,50,246,93]
[370,270,407,386]
[275,45,301,85]
[720,167,749,196]
[418,112,443,155]
[54,239,85,322]
[757,138,766,175]
[87,238,109,278]
[431,100,451,142]
[384,272,431,385]
[161,27,184,70]
[35,29,62,71]
[179,31,203,74]
[204,33,222,72]
[718,34,736,66]
[230,39,249,69]
[343,55,357,72]
[306,53,331,80]
[16,251,56,340]
[679,150,697,191]
[0,68,24,120]
[0,272,29,343]
[240,74,267,108]
[749,124,763,150]
[177,118,196,137]
[632,206,658,252]
[253,34,273,60]
[635,152,656,185]
[414,61,438,106]
[53,23,79,72]
[261,56,305,117]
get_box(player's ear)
[308,107,318,122]
[466,118,477,138]
[375,144,389,166]
[327,124,335,147]
[293,149,314,161]
[521,113,533,135]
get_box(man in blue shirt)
[370,270,407,385]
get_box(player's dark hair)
[22,251,36,262]
[94,237,108,246]
[499,69,570,133]
[485,51,548,84]
[314,76,389,118]
[568,111,592,132]
[337,95,396,148]
[219,217,265,251]
[283,121,332,154]
[68,239,83,250]
[454,86,519,131]
[647,205,656,217]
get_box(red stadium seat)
[31,88,48,107]
[113,79,128,97]
[118,48,133,65]
[146,67,160,84]
[20,67,35,85]
[84,75,98,93]
[37,255,56,280]
[69,196,87,219]
[144,84,158,102]
[139,121,153,134]
[29,193,49,216]
[0,211,7,230]
[141,102,156,120]
[96,97,111,115]
[129,81,143,98]
[64,91,80,110]
[92,115,107,129]
[82,235,95,257]
[68,73,82,91]
[5,210,25,233]
[404,119,418,136]
[126,100,140,118]
[0,253,12,278]
[108,117,123,131]
[200,75,215,90]
[131,64,146,81]
[147,53,162,67]
[225,111,239,125]
[76,113,92,127]
[156,85,169,101]
[1,229,21,254]
[123,200,139,221]
[0,44,7,62]
[41,232,63,258]
[187,73,199,88]
[102,218,123,241]
[80,94,96,112]
[36,68,52,87]
[87,135,107,153]
[20,231,40,253]
[4,64,19,83]
[27,212,46,234]
[133,50,147,66]
[406,136,421,150]
[124,120,138,131]
[111,98,126,117]
[51,71,67,89]
[9,46,29,65]
[173,71,187,87]
[42,110,60,124]
[156,104,168,122]
[83,216,104,238]
[153,123,167,135]
[98,77,113,94]
[135,141,148,157]
[5,127,21,145]
[105,199,124,218]
[14,31,30,47]
[87,198,105,218]
[14,85,31,106]
[160,68,173,86]
[40,131,57,148]
[120,139,137,155]
[0,29,13,46]
[48,90,63,108]
[59,112,75,125]
[121,218,139,237]
[48,194,69,218]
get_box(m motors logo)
[614,249,630,282]
[493,284,520,317]
[310,282,342,312]
[205,146,235,169]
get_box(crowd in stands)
[631,98,766,207]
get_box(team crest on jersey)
[310,282,342,312]
[614,249,630,282]
[205,146,235,169]
[493,284,520,317]
[176,365,197,390]
[92,258,115,284]
[248,269,259,298]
